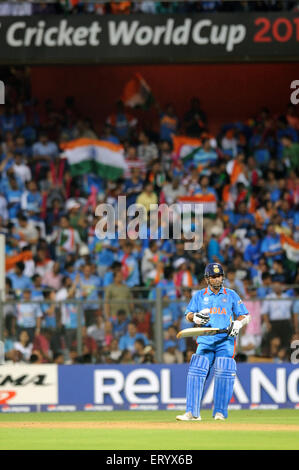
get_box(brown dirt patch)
[0,421,298,432]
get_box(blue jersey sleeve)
[184,292,201,316]
[231,290,249,318]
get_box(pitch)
[0,410,299,450]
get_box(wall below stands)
[31,63,298,136]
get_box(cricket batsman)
[176,263,250,421]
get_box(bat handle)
[217,328,229,334]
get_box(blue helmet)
[204,263,224,278]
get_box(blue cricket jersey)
[184,286,249,347]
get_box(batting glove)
[228,320,243,337]
[193,308,210,326]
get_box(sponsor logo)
[0,373,49,386]
[0,365,58,405]
[47,405,77,412]
[1,406,31,413]
[166,404,186,410]
[250,404,279,410]
[228,404,242,410]
[129,404,159,411]
[94,366,299,408]
[0,391,16,404]
[203,297,209,303]
[84,404,114,411]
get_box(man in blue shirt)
[230,202,255,230]
[176,263,250,422]
[119,322,149,352]
[261,223,284,267]
[244,230,261,267]
[79,264,102,326]
[7,261,33,298]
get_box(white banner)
[0,364,58,405]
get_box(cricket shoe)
[176,412,202,421]
[214,412,225,420]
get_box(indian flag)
[172,135,202,160]
[280,234,299,262]
[226,159,244,185]
[60,138,128,181]
[177,194,217,215]
[121,73,154,109]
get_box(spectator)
[15,288,43,341]
[183,97,207,137]
[136,182,158,214]
[123,167,144,207]
[224,267,246,297]
[281,135,299,172]
[132,338,146,364]
[244,230,261,267]
[261,223,284,267]
[55,216,82,258]
[106,100,137,141]
[118,241,140,288]
[87,312,106,349]
[261,279,294,353]
[104,269,133,318]
[137,130,158,165]
[162,178,186,205]
[32,328,53,363]
[71,326,98,363]
[7,261,32,296]
[32,132,59,179]
[119,322,149,352]
[141,240,162,285]
[14,330,33,362]
[159,103,179,143]
[56,274,82,350]
[16,214,39,245]
[105,337,121,363]
[163,340,184,364]
[240,323,261,359]
[78,263,102,326]
[42,261,62,290]
[111,309,130,340]
[132,307,152,338]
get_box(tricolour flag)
[121,73,154,109]
[172,135,202,160]
[280,234,299,263]
[60,138,128,181]
[177,194,217,215]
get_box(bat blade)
[176,327,228,339]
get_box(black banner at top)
[0,12,298,64]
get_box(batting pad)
[213,357,236,419]
[186,354,210,418]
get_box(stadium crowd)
[1,66,299,366]
[0,0,298,15]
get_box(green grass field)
[0,409,298,450]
